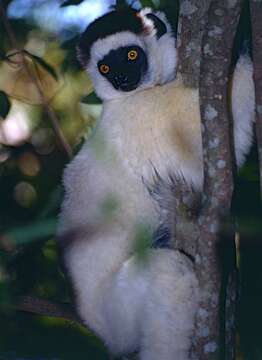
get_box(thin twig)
[0,3,72,159]
[15,295,134,360]
[15,295,83,324]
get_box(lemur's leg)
[232,55,255,168]
[99,249,198,359]
[138,250,198,360]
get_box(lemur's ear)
[145,13,167,38]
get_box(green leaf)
[140,0,157,8]
[133,223,152,262]
[38,186,63,219]
[81,92,102,105]
[61,0,85,6]
[25,51,58,80]
[0,91,11,119]
[3,218,57,245]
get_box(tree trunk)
[250,0,262,198]
[177,0,211,87]
[192,1,241,359]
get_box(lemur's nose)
[114,74,128,87]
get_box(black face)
[97,45,148,92]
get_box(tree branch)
[250,0,262,198]
[0,3,73,159]
[15,295,83,324]
[173,1,209,264]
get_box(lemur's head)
[78,8,177,100]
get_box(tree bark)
[192,1,242,359]
[174,0,210,264]
[250,0,262,198]
[177,0,211,87]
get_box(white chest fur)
[101,80,203,188]
[59,80,203,238]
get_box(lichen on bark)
[177,0,211,87]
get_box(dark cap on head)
[77,8,144,66]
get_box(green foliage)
[140,0,157,9]
[133,223,152,262]
[100,193,119,219]
[3,218,57,246]
[0,313,106,359]
[81,91,102,105]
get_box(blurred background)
[0,0,261,359]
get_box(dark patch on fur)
[143,165,200,216]
[231,0,252,69]
[146,13,167,39]
[152,223,171,248]
[176,248,195,263]
[98,45,148,92]
[78,8,144,66]
[143,165,201,250]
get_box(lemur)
[57,7,254,360]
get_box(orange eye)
[99,64,110,74]
[127,50,138,61]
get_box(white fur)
[58,80,200,360]
[232,55,255,167]
[58,8,255,360]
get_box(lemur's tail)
[231,54,255,168]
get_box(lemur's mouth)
[119,82,139,92]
